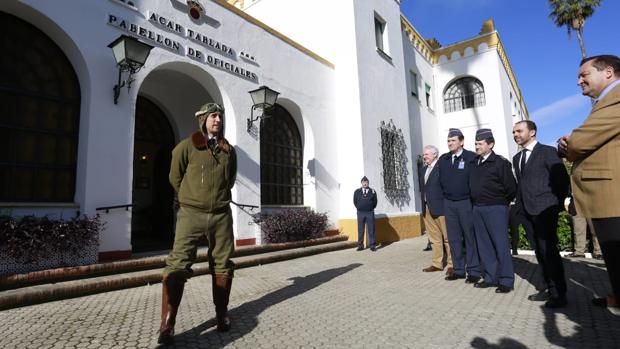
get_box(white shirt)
[451,149,463,164]
[521,140,538,164]
[424,158,438,183]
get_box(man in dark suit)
[354,176,378,251]
[512,120,570,308]
[438,128,481,283]
[419,145,452,273]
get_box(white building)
[0,0,527,261]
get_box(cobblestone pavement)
[1,237,619,349]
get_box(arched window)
[443,77,485,113]
[260,105,303,206]
[0,12,81,202]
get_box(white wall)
[434,45,514,159]
[4,0,337,252]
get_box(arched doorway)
[0,12,80,202]
[260,104,304,206]
[131,96,175,252]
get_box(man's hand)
[557,135,569,158]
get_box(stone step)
[0,239,356,310]
[0,234,349,291]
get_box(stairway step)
[0,235,349,290]
[0,240,356,310]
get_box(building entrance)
[131,96,175,252]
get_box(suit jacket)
[567,83,620,218]
[512,142,569,216]
[418,163,443,216]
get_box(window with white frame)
[425,83,433,110]
[443,77,485,113]
[374,13,388,55]
[410,70,418,98]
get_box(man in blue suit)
[354,176,378,251]
[438,128,481,283]
[469,129,517,294]
[419,145,453,273]
[513,120,569,308]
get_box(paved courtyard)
[1,236,619,349]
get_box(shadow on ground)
[471,336,528,349]
[513,256,620,348]
[166,263,362,347]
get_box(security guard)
[469,128,517,293]
[353,176,378,251]
[438,128,481,283]
[158,103,237,344]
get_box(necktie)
[519,149,528,174]
[208,138,217,150]
[478,157,483,165]
[363,189,367,195]
[452,155,458,166]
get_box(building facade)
[0,0,527,261]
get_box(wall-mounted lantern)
[247,85,279,132]
[108,35,154,104]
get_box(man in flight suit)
[158,103,237,344]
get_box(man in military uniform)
[158,103,237,344]
[469,129,517,293]
[438,128,481,283]
[354,176,378,251]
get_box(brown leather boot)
[212,273,233,332]
[158,275,185,344]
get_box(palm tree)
[547,0,603,59]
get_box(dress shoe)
[567,252,585,258]
[465,276,481,284]
[592,295,618,308]
[445,274,465,281]
[544,297,568,308]
[370,246,376,252]
[528,291,550,302]
[422,246,432,251]
[495,285,512,294]
[356,247,364,251]
[422,266,443,272]
[473,281,497,289]
[445,267,454,276]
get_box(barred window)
[379,120,409,203]
[0,12,80,202]
[260,104,303,206]
[443,77,485,113]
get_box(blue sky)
[400,0,620,145]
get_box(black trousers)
[524,206,567,298]
[591,217,620,299]
[509,205,536,252]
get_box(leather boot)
[158,275,185,344]
[212,273,233,332]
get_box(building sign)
[107,12,258,81]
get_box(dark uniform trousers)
[357,211,376,249]
[444,198,480,278]
[523,206,567,298]
[164,205,235,279]
[473,205,514,287]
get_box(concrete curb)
[0,239,357,310]
[0,235,349,290]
